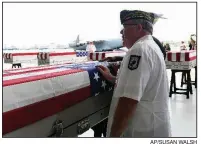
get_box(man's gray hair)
[131,19,153,35]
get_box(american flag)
[3,61,114,135]
[59,62,114,97]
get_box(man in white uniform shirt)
[97,10,171,137]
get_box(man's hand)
[96,65,116,84]
[97,65,111,74]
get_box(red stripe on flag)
[185,52,190,61]
[4,62,72,72]
[102,53,106,60]
[3,86,91,135]
[49,52,76,56]
[3,67,57,77]
[12,53,38,56]
[96,53,99,60]
[189,56,196,61]
[176,52,180,61]
[89,53,93,60]
[167,52,172,61]
[3,69,84,87]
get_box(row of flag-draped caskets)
[3,50,196,70]
[3,51,126,66]
[88,50,197,70]
[3,52,89,65]
[3,50,196,137]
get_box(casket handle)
[52,119,64,137]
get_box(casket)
[37,52,88,66]
[165,50,196,70]
[3,52,38,64]
[3,61,114,137]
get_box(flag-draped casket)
[3,52,38,64]
[3,61,114,137]
[165,50,196,70]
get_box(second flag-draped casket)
[165,50,196,70]
[3,52,38,64]
[3,61,115,137]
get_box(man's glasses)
[120,24,138,34]
[122,24,138,29]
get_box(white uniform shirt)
[106,35,172,137]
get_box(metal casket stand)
[49,91,113,137]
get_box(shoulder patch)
[128,55,141,70]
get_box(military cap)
[120,10,166,25]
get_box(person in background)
[189,34,196,50]
[180,41,187,51]
[165,43,171,52]
[96,10,171,137]
[189,41,192,50]
[86,42,97,52]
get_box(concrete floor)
[79,69,197,137]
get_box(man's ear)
[137,24,143,32]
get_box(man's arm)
[110,97,138,137]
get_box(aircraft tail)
[75,35,80,44]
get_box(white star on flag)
[93,72,100,82]
[101,80,107,90]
